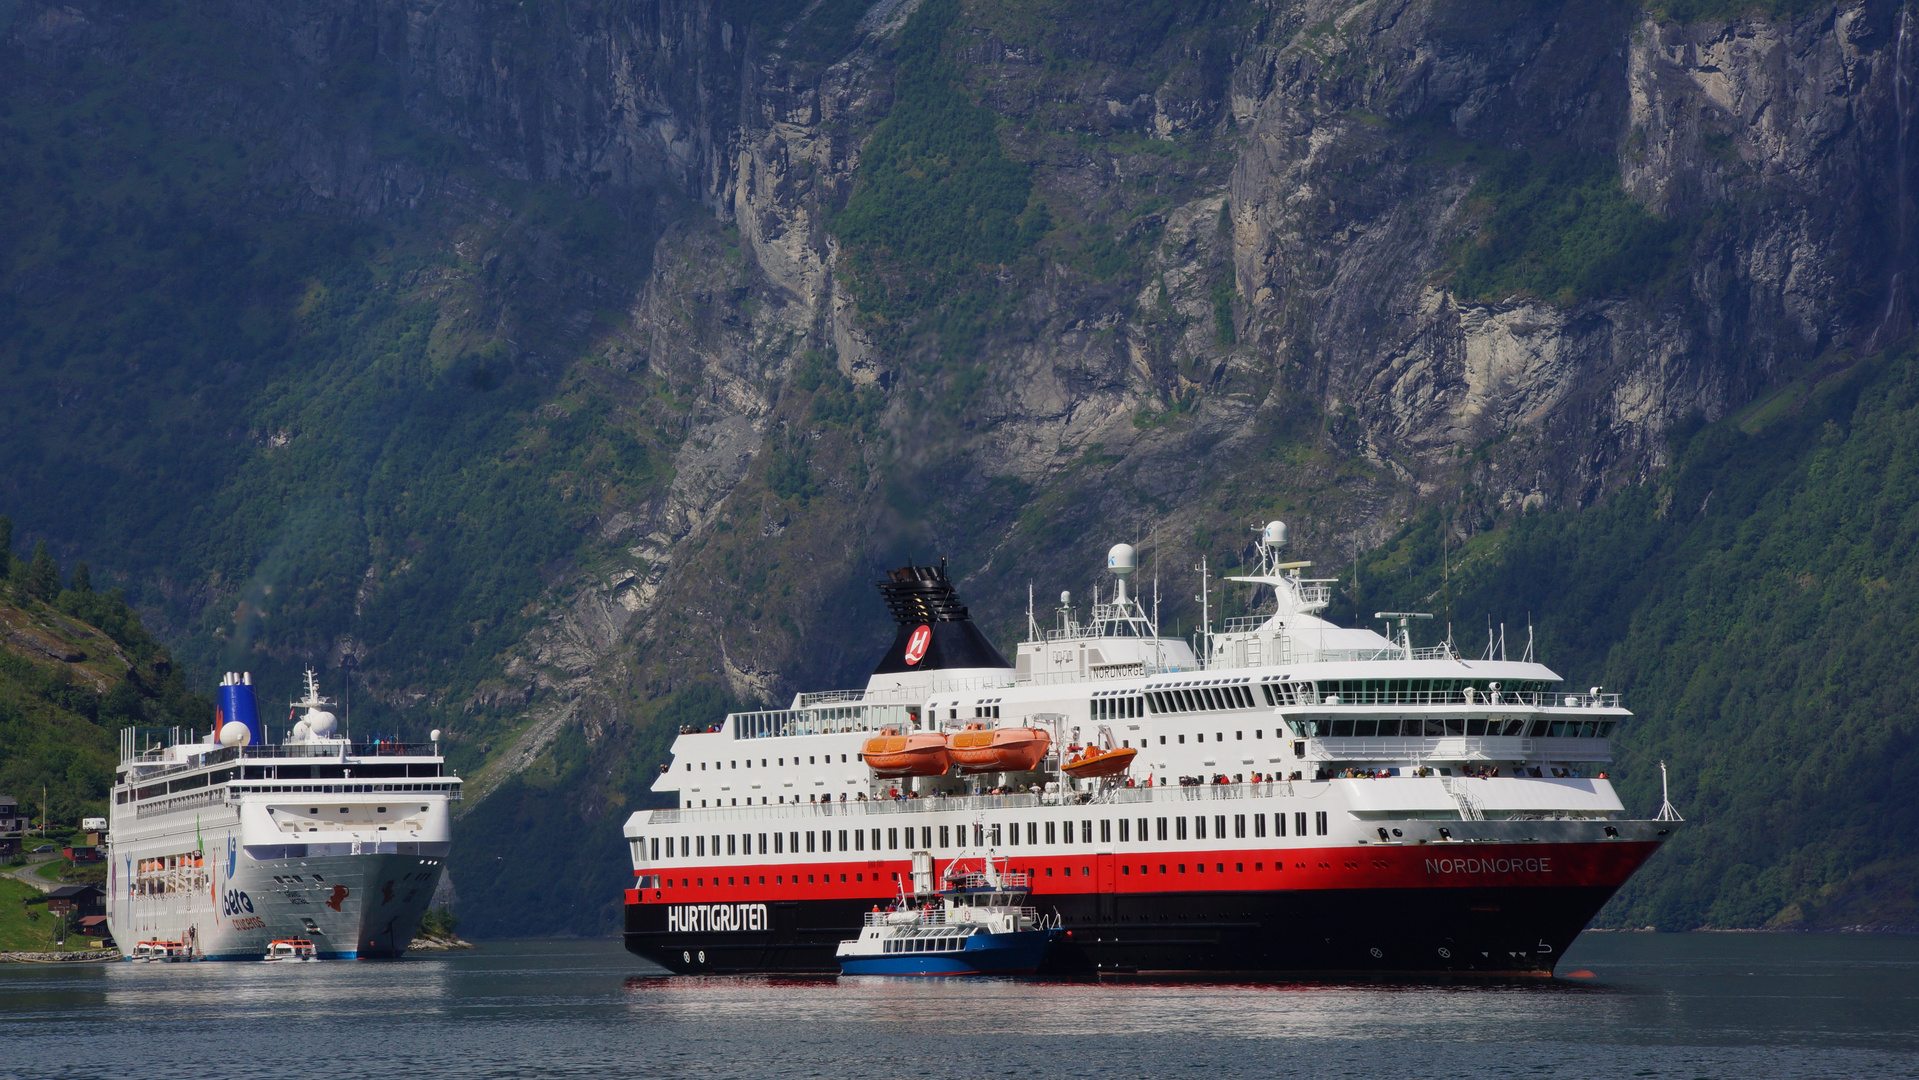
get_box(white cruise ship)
[619,523,1679,976]
[105,671,457,960]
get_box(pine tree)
[25,541,59,602]
[70,561,92,594]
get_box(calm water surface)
[2,934,1915,1079]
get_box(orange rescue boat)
[946,723,1052,774]
[862,729,952,777]
[1061,744,1137,779]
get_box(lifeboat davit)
[862,729,952,777]
[946,724,1052,774]
[1061,745,1137,779]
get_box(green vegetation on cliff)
[0,526,213,826]
[833,0,1046,356]
[1339,348,1919,930]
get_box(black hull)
[625,884,1617,977]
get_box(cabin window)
[1157,817,1168,841]
[1118,819,1129,842]
[991,824,1002,846]
[1197,733,1205,743]
[1195,816,1207,840]
[790,831,800,853]
[650,838,660,860]
[1138,818,1149,842]
[870,828,880,851]
[1295,812,1307,837]
[1160,736,1167,745]
[855,829,865,851]
[1027,822,1037,845]
[1236,731,1243,741]
[1235,815,1246,839]
[1254,815,1266,838]
[1216,815,1227,840]
[806,831,815,853]
[889,828,899,850]
[1179,734,1186,744]
[666,838,676,858]
[839,830,849,851]
[938,825,949,848]
[1009,822,1020,846]
[1315,811,1328,836]
[755,834,765,855]
[1177,818,1188,841]
[696,836,706,857]
[1081,821,1093,843]
[1046,821,1056,844]
[727,835,737,856]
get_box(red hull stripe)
[629,842,1659,904]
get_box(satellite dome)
[1262,520,1288,547]
[1107,543,1137,576]
[218,721,252,747]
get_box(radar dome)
[218,721,252,747]
[1107,543,1137,576]
[1262,520,1288,547]
[430,729,443,742]
[304,710,337,736]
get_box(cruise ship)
[621,524,1678,976]
[105,671,457,960]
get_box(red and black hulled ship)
[621,531,1676,975]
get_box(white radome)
[218,721,251,746]
[1262,520,1288,547]
[1107,543,1137,576]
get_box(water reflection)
[0,935,1913,1080]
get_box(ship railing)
[794,689,873,708]
[729,704,915,741]
[649,782,1329,825]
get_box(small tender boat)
[262,939,319,963]
[861,729,952,777]
[129,940,189,963]
[1061,744,1137,779]
[946,724,1052,774]
[837,852,1059,976]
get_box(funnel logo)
[903,625,932,666]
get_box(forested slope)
[1338,348,1919,930]
[0,520,214,826]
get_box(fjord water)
[3,935,1915,1079]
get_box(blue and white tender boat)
[837,851,1059,976]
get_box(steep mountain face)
[2,0,1913,935]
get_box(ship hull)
[624,838,1660,977]
[108,842,444,960]
[838,929,1060,976]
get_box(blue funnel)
[218,675,264,745]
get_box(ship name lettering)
[667,903,768,933]
[1423,856,1553,875]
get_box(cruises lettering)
[1425,856,1553,875]
[667,903,768,933]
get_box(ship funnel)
[911,851,936,899]
[217,671,264,746]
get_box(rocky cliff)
[3,0,1912,934]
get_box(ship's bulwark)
[623,840,1661,976]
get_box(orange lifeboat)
[946,723,1052,774]
[861,729,952,777]
[1061,745,1137,779]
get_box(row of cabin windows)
[688,754,854,772]
[1146,682,1258,715]
[1294,716,1616,739]
[1262,679,1555,708]
[1093,695,1144,721]
[646,811,1331,861]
